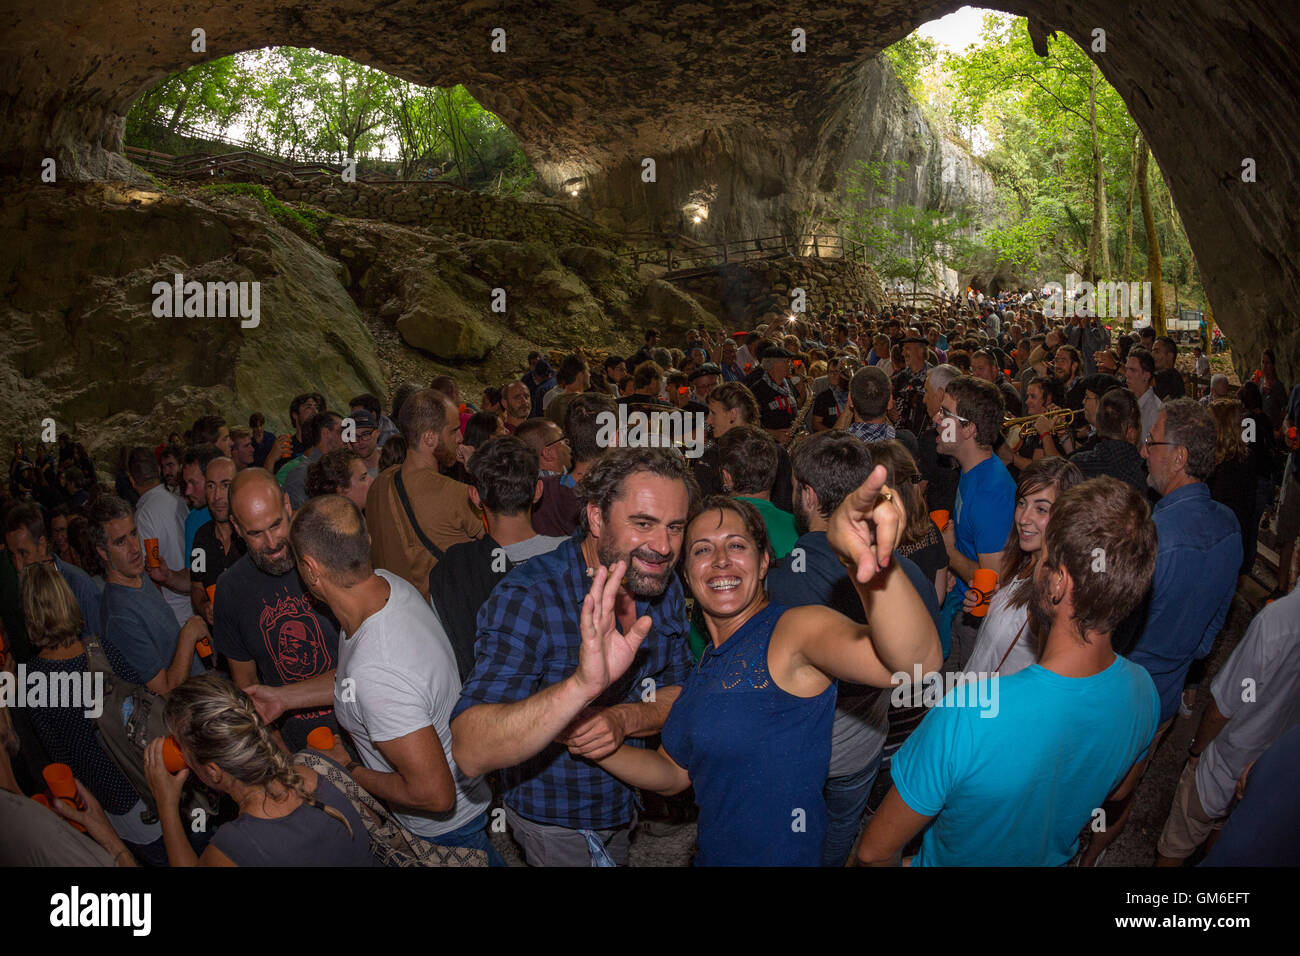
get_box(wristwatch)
[344,759,361,775]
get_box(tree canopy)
[126,47,535,194]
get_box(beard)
[435,442,459,470]
[248,539,295,576]
[597,535,677,598]
[792,493,812,537]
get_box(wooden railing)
[618,232,867,273]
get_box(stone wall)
[267,176,624,251]
[678,257,886,326]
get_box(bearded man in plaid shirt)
[451,447,696,866]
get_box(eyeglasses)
[1142,436,1179,449]
[938,407,974,428]
[545,435,570,449]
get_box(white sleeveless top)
[965,580,1035,676]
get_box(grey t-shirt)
[1199,589,1300,817]
[334,570,490,838]
[503,535,569,563]
[0,790,116,866]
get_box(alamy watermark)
[891,665,1000,718]
[0,666,103,718]
[595,406,706,458]
[1043,274,1151,321]
[151,273,260,328]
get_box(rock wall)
[677,257,886,327]
[3,0,1298,381]
[269,176,624,250]
[0,181,386,464]
[570,58,997,246]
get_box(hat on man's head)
[346,408,379,431]
[689,363,722,381]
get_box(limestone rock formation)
[0,181,387,464]
[5,0,1293,380]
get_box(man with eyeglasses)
[1078,397,1241,866]
[933,376,1016,668]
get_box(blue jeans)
[821,751,883,867]
[421,811,506,867]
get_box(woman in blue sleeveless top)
[589,466,941,865]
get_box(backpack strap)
[394,469,444,562]
[82,636,116,688]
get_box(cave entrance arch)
[3,0,1297,377]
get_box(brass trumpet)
[1003,406,1076,440]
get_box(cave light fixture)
[562,176,584,198]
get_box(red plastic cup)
[144,538,161,569]
[196,636,213,659]
[929,509,950,533]
[32,793,52,809]
[307,727,335,751]
[970,569,999,618]
[205,584,216,606]
[162,736,187,774]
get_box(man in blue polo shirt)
[934,376,1016,668]
[857,477,1160,867]
[450,448,694,866]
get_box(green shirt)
[736,496,799,560]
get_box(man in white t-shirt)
[128,446,192,626]
[287,494,498,863]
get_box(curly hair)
[575,447,699,535]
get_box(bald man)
[212,468,344,751]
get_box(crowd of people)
[2,291,1298,867]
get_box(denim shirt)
[1130,482,1241,723]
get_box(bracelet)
[1039,432,1051,440]
[1188,744,1201,759]
[113,847,134,866]
[344,759,360,775]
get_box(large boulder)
[638,279,717,333]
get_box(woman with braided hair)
[143,673,374,866]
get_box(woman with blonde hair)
[866,440,949,603]
[20,562,165,860]
[144,673,373,866]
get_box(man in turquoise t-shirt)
[856,477,1160,867]
[934,376,1016,666]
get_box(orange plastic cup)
[32,793,52,809]
[195,636,213,660]
[930,509,950,533]
[970,569,999,618]
[307,727,335,751]
[206,584,216,605]
[144,538,161,569]
[161,736,187,774]
[43,764,87,829]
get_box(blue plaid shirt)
[451,535,693,829]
